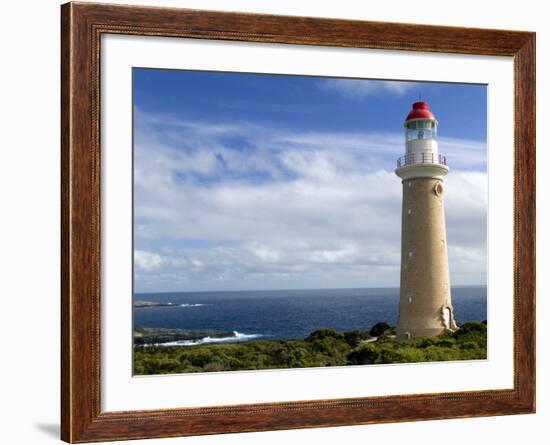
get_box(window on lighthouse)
[405,120,437,141]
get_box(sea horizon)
[134,284,487,297]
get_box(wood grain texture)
[60,2,536,442]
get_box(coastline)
[134,327,262,346]
[134,321,487,375]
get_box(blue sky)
[133,68,487,292]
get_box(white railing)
[396,152,447,168]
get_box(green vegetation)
[133,321,487,375]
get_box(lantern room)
[396,101,448,175]
[405,119,437,141]
[404,101,438,141]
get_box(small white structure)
[395,102,458,339]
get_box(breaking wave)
[158,331,263,347]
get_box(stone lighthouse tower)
[395,101,458,340]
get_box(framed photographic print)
[61,2,535,442]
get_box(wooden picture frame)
[61,2,535,442]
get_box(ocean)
[134,286,486,345]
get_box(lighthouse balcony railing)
[396,153,447,168]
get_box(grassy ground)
[133,321,487,375]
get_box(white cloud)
[134,250,164,271]
[319,78,418,99]
[248,243,281,263]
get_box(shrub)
[378,348,409,364]
[417,337,438,348]
[375,334,395,343]
[459,341,479,350]
[369,322,391,337]
[306,328,344,342]
[455,322,487,337]
[203,361,228,372]
[185,350,216,367]
[347,344,380,365]
[344,330,363,347]
[437,338,456,348]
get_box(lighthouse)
[395,101,458,340]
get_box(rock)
[134,327,236,345]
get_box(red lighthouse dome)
[406,101,435,121]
